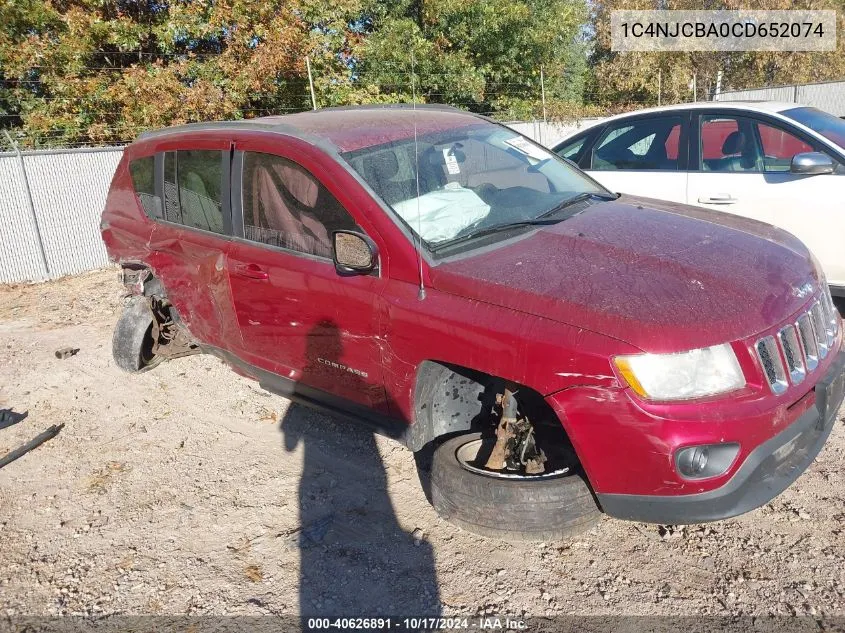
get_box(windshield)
[782,106,845,149]
[341,122,607,250]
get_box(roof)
[137,104,489,153]
[627,100,801,114]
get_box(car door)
[128,140,242,351]
[226,138,389,412]
[576,114,690,202]
[687,111,845,287]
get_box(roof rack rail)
[311,103,464,113]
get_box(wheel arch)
[404,360,573,455]
[118,261,166,298]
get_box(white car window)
[591,118,683,171]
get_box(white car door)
[687,112,845,288]
[570,115,689,204]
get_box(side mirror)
[791,152,835,175]
[332,230,378,275]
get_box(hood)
[429,195,822,353]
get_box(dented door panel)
[226,133,391,412]
[142,228,241,351]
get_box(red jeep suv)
[101,105,845,540]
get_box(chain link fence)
[714,79,845,116]
[0,144,121,283]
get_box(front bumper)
[597,349,845,524]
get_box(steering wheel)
[473,182,499,204]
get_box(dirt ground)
[1,268,845,620]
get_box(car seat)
[181,171,223,232]
[249,164,330,257]
[711,131,759,172]
[593,146,637,170]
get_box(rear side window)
[591,117,683,171]
[242,152,359,259]
[555,137,586,162]
[128,157,162,219]
[163,150,226,234]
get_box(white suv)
[554,102,845,297]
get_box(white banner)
[611,10,837,52]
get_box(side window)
[755,122,814,172]
[128,156,162,219]
[665,125,680,160]
[163,151,182,224]
[242,152,359,259]
[591,117,683,171]
[700,116,761,172]
[555,137,586,162]
[168,150,225,233]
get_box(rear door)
[226,135,389,411]
[126,137,242,351]
[579,114,690,202]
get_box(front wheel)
[430,432,601,541]
[112,295,160,373]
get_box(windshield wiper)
[432,218,562,251]
[431,191,618,252]
[535,191,619,221]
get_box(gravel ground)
[1,268,844,620]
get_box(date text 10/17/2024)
[306,617,528,630]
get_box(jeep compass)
[101,105,845,540]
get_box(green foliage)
[0,0,588,147]
[587,0,845,108]
[356,0,588,116]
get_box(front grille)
[796,313,819,371]
[755,289,840,394]
[777,324,806,386]
[756,337,788,394]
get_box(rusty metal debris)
[0,423,64,470]
[484,387,547,474]
[120,266,150,296]
[149,297,199,360]
[54,347,79,359]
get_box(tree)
[586,0,845,109]
[0,0,363,147]
[351,0,589,119]
[0,0,589,147]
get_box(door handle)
[233,263,269,280]
[698,193,738,205]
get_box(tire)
[430,432,601,541]
[112,295,160,373]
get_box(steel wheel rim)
[455,437,570,480]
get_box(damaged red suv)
[101,105,844,540]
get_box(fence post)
[306,56,317,110]
[3,130,50,279]
[539,65,547,145]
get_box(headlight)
[613,343,745,401]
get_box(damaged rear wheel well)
[119,262,165,298]
[115,264,198,364]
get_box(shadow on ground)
[0,409,28,431]
[278,320,441,620]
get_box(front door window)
[242,152,359,259]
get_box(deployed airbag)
[392,183,490,243]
